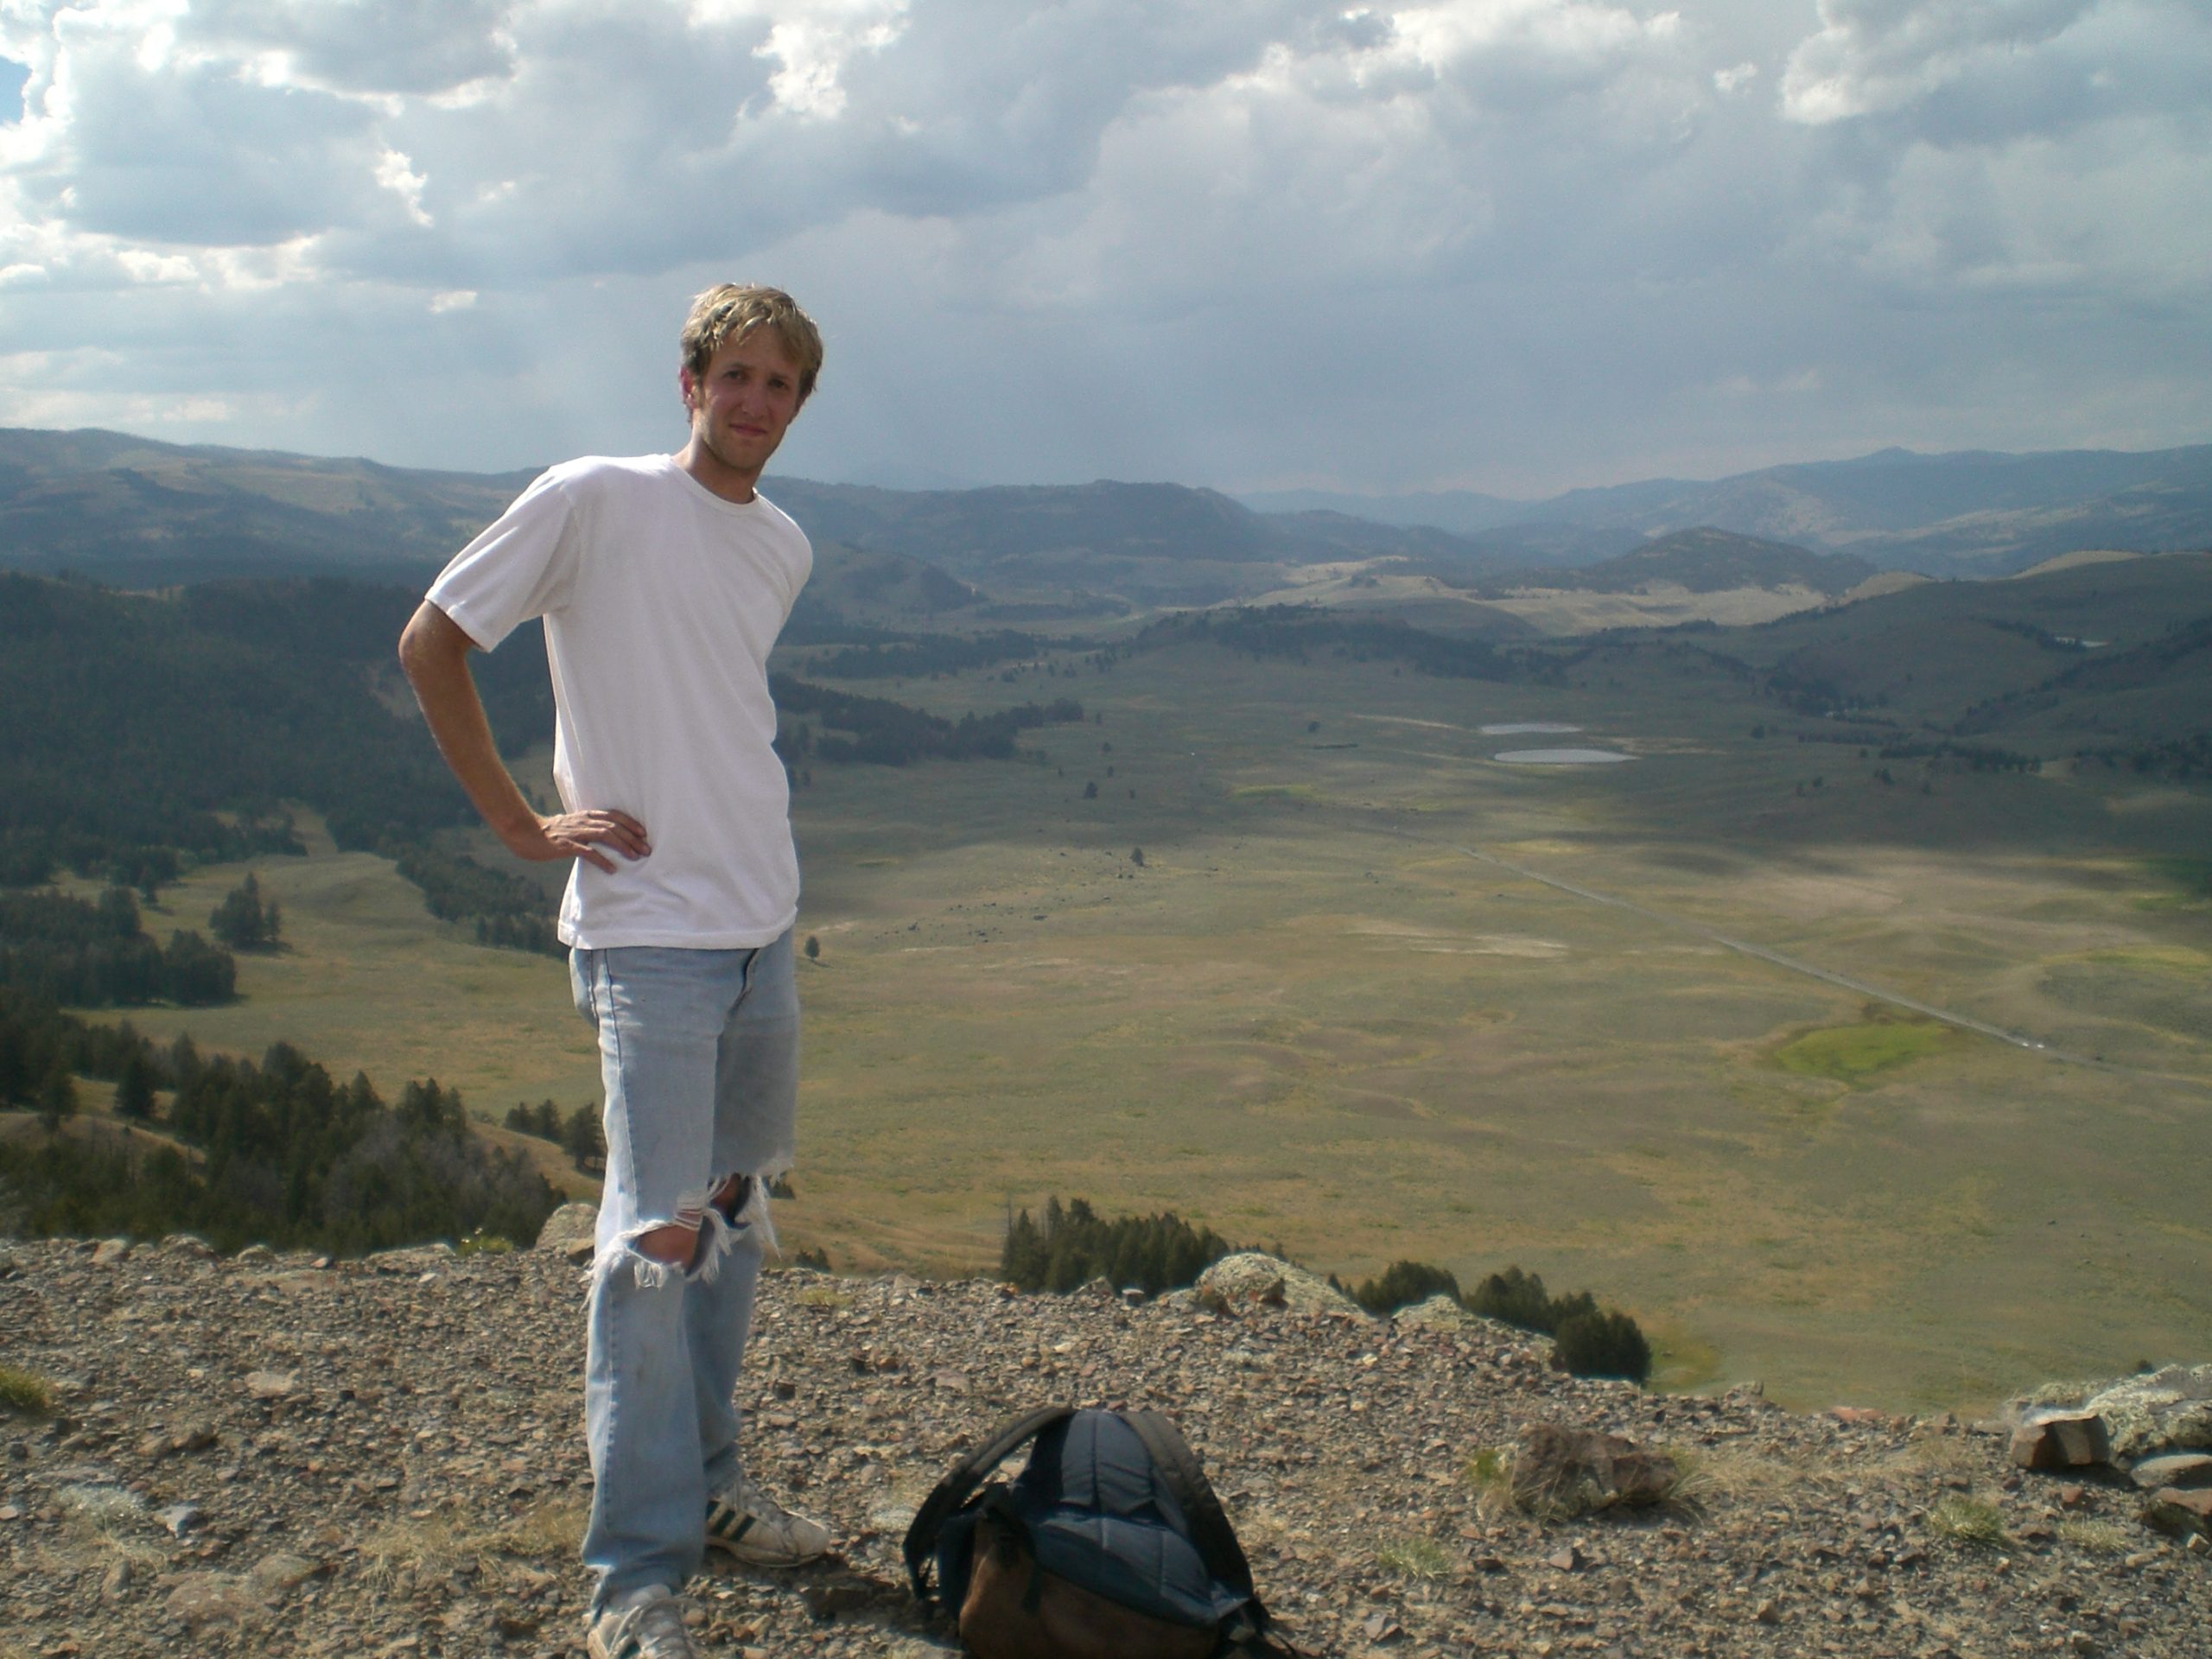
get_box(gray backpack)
[903,1405,1297,1659]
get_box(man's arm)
[397,601,650,874]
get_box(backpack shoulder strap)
[1122,1408,1258,1604]
[903,1403,1076,1601]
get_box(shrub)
[1353,1258,1461,1315]
[1467,1264,1651,1384]
[1466,1265,1559,1330]
[1001,1196,1238,1296]
[1553,1308,1653,1384]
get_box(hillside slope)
[0,427,531,582]
[4,1236,2208,1657]
[1476,528,1877,598]
[1688,550,2212,752]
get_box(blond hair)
[680,284,823,404]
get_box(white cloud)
[0,0,2202,494]
[753,0,911,118]
[374,146,432,227]
[1782,0,2094,125]
[115,245,195,283]
[1771,2,2212,307]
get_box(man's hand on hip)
[506,809,652,874]
[399,601,655,877]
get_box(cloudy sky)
[2,0,2207,498]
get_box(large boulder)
[1510,1423,1678,1517]
[1394,1294,1477,1332]
[536,1202,601,1265]
[1193,1253,1363,1318]
[2141,1487,2212,1543]
[162,1572,263,1631]
[2015,1364,2212,1462]
[2010,1411,2112,1471]
[2131,1452,2212,1491]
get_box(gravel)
[3,1235,2207,1656]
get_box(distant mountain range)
[2,429,2206,607]
[1242,444,2212,575]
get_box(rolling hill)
[1621,548,2212,766]
[1473,527,1877,598]
[0,428,1503,607]
[0,426,533,582]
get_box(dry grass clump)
[56,1484,144,1532]
[1926,1493,2007,1548]
[0,1364,54,1416]
[360,1497,587,1588]
[1461,1444,1511,1519]
[1660,1445,1810,1515]
[1878,1434,1979,1481]
[52,1484,164,1573]
[1374,1535,1452,1580]
[2056,1517,2133,1555]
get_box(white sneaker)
[704,1466,832,1567]
[588,1585,701,1659]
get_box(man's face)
[679,327,804,490]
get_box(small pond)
[1494,748,1634,766]
[1479,721,1582,735]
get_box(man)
[398,284,830,1659]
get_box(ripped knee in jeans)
[595,1171,781,1288]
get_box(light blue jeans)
[569,933,800,1612]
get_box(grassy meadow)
[98,813,601,1196]
[83,630,2212,1414]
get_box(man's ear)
[677,364,698,413]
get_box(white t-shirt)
[426,454,811,950]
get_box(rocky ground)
[3,1230,2209,1659]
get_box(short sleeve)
[426,467,582,652]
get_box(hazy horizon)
[13,418,2211,514]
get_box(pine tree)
[37,1066,77,1134]
[115,1052,157,1121]
[1000,1208,1046,1287]
[563,1103,606,1173]
[210,874,274,949]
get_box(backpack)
[902,1404,1298,1659]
